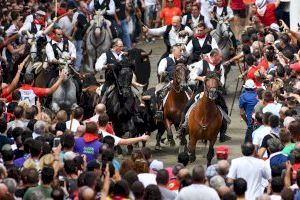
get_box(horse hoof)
[169,139,176,147]
[155,145,162,151]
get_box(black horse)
[105,61,139,138]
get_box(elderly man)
[143,15,193,60]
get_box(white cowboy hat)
[243,79,256,89]
[36,10,46,16]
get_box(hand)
[36,98,41,109]
[286,160,292,171]
[52,144,62,155]
[142,26,149,33]
[59,70,66,80]
[53,17,58,23]
[140,134,150,141]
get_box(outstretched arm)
[6,55,30,93]
[45,70,65,95]
[118,134,149,145]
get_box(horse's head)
[117,62,134,98]
[173,63,189,91]
[93,10,107,37]
[217,20,231,38]
[204,72,221,100]
[58,53,73,81]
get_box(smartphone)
[53,138,60,148]
[59,176,65,187]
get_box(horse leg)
[155,128,163,151]
[188,137,197,163]
[207,141,215,167]
[165,119,175,147]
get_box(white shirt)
[195,0,212,19]
[45,39,76,62]
[262,103,282,117]
[99,130,121,146]
[181,14,213,29]
[176,184,220,200]
[144,0,156,6]
[88,0,116,15]
[66,119,81,133]
[188,59,225,86]
[185,35,218,57]
[158,54,175,75]
[148,25,193,47]
[210,6,234,20]
[138,173,157,187]
[58,16,73,36]
[95,50,124,71]
[6,24,19,37]
[252,125,271,158]
[227,156,271,200]
[270,195,282,200]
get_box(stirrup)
[155,111,163,121]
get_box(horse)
[185,73,223,165]
[50,56,78,113]
[158,64,190,148]
[79,73,101,119]
[211,19,235,89]
[84,10,112,72]
[104,61,138,137]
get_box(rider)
[210,0,237,49]
[182,4,213,30]
[89,0,116,20]
[185,22,218,63]
[45,27,76,85]
[142,16,193,60]
[95,38,126,97]
[16,71,65,106]
[19,10,47,36]
[155,45,183,118]
[178,49,231,142]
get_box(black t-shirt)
[261,133,279,156]
[15,186,30,198]
[74,13,89,41]
[115,0,126,20]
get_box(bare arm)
[257,147,267,158]
[274,0,280,8]
[6,55,29,93]
[45,71,65,95]
[7,43,25,54]
[119,134,149,145]
[240,108,247,123]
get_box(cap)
[87,160,101,171]
[216,146,229,160]
[270,23,280,32]
[283,116,295,128]
[150,160,164,172]
[243,79,256,89]
[255,0,267,8]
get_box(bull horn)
[141,95,151,100]
[141,49,152,56]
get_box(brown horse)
[186,74,223,165]
[158,64,190,148]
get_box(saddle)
[185,93,231,124]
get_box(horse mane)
[204,72,220,83]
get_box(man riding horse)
[185,22,218,64]
[155,45,186,119]
[178,48,231,142]
[210,0,237,50]
[45,27,76,85]
[95,38,144,123]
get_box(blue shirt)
[239,89,258,126]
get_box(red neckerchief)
[195,33,206,39]
[83,132,99,142]
[33,17,46,26]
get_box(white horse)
[84,10,112,72]
[51,53,78,113]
